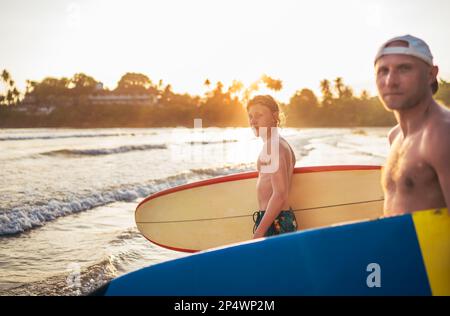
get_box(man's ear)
[430,65,439,84]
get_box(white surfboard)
[135,165,384,252]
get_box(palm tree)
[1,69,20,106]
[334,77,344,99]
[242,80,260,104]
[320,79,333,106]
[215,81,223,94]
[360,90,370,101]
[261,74,283,92]
[227,80,244,102]
[1,70,10,83]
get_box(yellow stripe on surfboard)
[413,208,450,296]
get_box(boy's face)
[247,104,277,137]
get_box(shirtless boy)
[247,95,298,238]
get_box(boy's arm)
[253,149,289,239]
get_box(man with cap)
[374,34,450,216]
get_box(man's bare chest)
[383,137,436,192]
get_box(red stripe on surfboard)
[142,234,199,253]
[136,165,381,209]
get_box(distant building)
[12,95,36,113]
[19,95,37,107]
[11,106,28,113]
[13,94,56,115]
[87,93,159,106]
[35,106,56,115]
[95,82,104,91]
[15,85,160,109]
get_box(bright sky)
[1,0,449,102]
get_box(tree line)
[1,69,449,128]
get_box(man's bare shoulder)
[423,103,450,162]
[426,103,450,137]
[436,102,450,125]
[388,124,401,145]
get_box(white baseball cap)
[374,34,434,66]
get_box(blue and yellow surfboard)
[94,209,449,296]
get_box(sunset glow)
[1,0,449,101]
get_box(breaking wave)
[0,164,253,237]
[41,144,167,157]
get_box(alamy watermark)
[366,263,381,288]
[169,119,281,173]
[66,2,81,29]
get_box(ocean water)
[0,127,390,295]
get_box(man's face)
[375,54,432,112]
